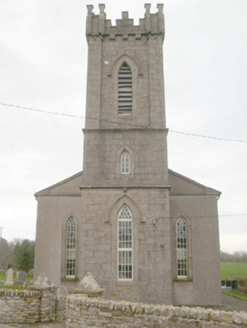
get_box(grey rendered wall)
[34,195,81,286]
[170,194,221,306]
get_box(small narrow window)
[118,62,132,114]
[66,217,76,278]
[176,217,187,278]
[121,151,130,174]
[118,205,133,280]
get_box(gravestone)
[19,271,26,284]
[4,268,14,286]
[3,262,8,270]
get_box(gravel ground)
[220,293,247,312]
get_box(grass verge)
[222,290,247,300]
[0,285,25,290]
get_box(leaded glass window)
[66,217,76,277]
[176,217,187,278]
[121,151,130,174]
[118,205,133,280]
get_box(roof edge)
[168,168,221,197]
[34,171,83,198]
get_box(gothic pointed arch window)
[118,205,133,280]
[118,62,132,114]
[66,216,76,278]
[176,217,187,278]
[121,150,130,174]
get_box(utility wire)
[1,101,247,144]
[220,213,247,217]
[1,102,247,219]
[0,102,140,128]
[0,102,84,119]
[169,130,247,144]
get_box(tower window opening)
[118,62,132,115]
[121,151,130,174]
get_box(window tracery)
[118,205,133,280]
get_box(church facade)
[34,4,222,306]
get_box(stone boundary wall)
[0,289,66,323]
[0,288,246,326]
[66,295,247,328]
[0,290,41,323]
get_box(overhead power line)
[1,101,247,144]
[220,213,247,217]
[0,102,84,119]
[169,130,247,144]
[0,102,137,128]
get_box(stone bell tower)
[34,3,222,307]
[79,4,172,304]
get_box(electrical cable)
[1,101,247,143]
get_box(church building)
[34,4,222,306]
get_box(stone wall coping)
[28,285,57,291]
[67,295,247,326]
[73,289,104,296]
[0,289,40,297]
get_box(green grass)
[0,272,6,281]
[0,271,33,283]
[221,262,247,280]
[0,271,33,290]
[223,290,247,300]
[0,285,25,290]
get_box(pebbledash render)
[34,4,222,306]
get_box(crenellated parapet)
[86,3,165,40]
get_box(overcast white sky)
[0,0,246,254]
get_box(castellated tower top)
[86,4,165,40]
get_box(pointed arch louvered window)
[118,62,132,114]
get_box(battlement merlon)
[86,4,165,40]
